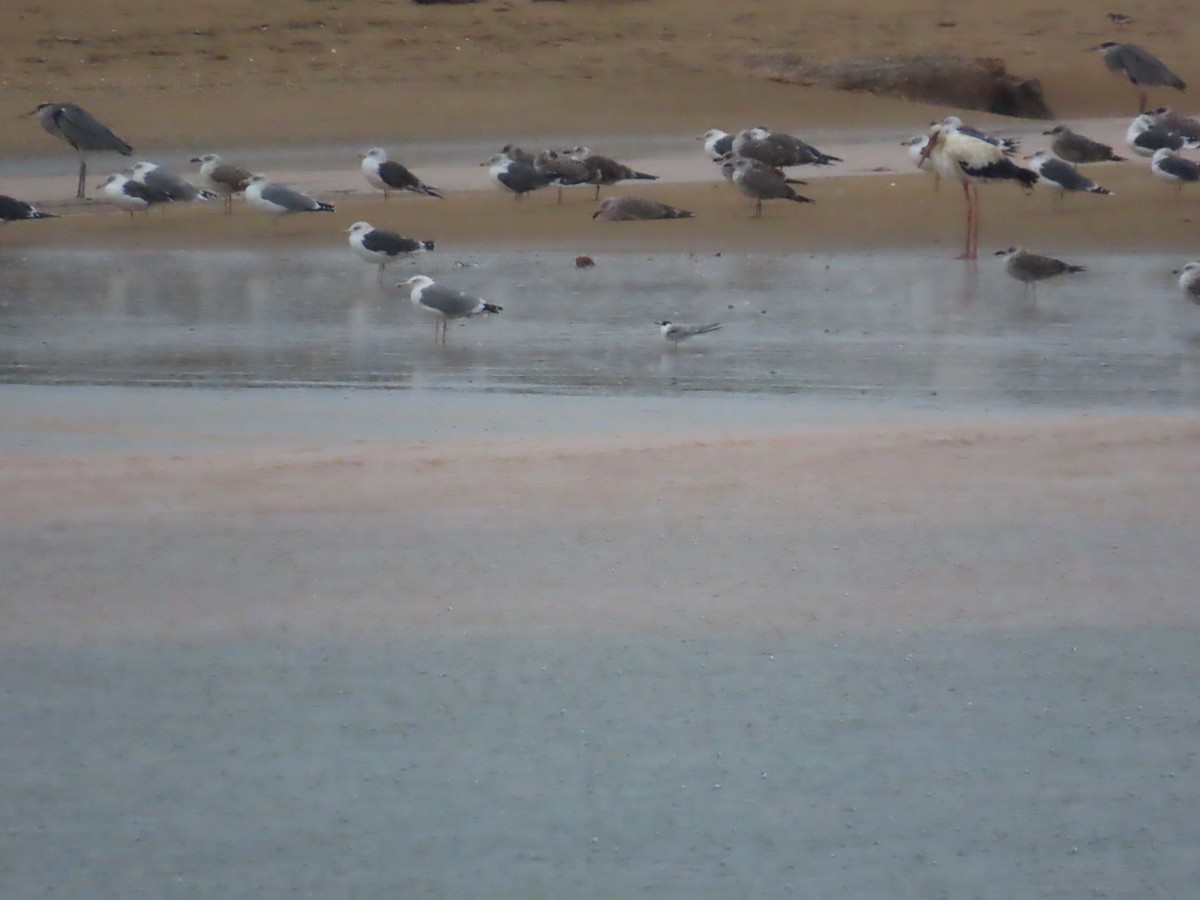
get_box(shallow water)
[2,247,1198,408]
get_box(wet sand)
[4,388,1200,896]
[4,1,1200,896]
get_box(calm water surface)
[2,247,1198,408]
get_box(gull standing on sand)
[1172,262,1200,303]
[534,149,595,204]
[1153,108,1200,141]
[398,275,503,344]
[1041,125,1126,164]
[1126,113,1195,157]
[98,173,173,216]
[592,196,695,221]
[996,247,1085,296]
[244,174,335,216]
[25,101,133,199]
[346,221,434,281]
[1150,148,1200,196]
[0,195,56,224]
[656,321,721,346]
[190,153,253,213]
[360,147,443,201]
[701,129,736,156]
[731,157,814,218]
[130,161,216,203]
[1092,42,1186,113]
[567,147,658,200]
[1027,150,1111,201]
[918,123,1039,260]
[485,153,553,200]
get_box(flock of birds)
[4,40,1200,344]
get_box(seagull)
[701,129,736,156]
[97,173,173,217]
[1153,108,1200,141]
[1092,42,1186,113]
[1150,147,1200,196]
[1126,113,1196,156]
[732,128,840,168]
[1041,125,1126,164]
[730,157,814,217]
[656,321,721,346]
[1172,261,1200,303]
[189,153,253,213]
[1027,150,1111,201]
[484,153,553,200]
[498,143,536,165]
[346,221,434,282]
[714,152,807,185]
[567,147,658,199]
[244,174,334,216]
[918,123,1039,259]
[592,196,695,221]
[0,195,56,224]
[24,102,133,200]
[398,275,502,344]
[534,149,594,203]
[359,147,442,201]
[940,116,1020,155]
[129,161,216,203]
[996,247,1085,296]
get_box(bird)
[24,102,133,200]
[732,128,840,168]
[1042,125,1126,164]
[1126,113,1196,157]
[346,221,434,282]
[189,153,253,213]
[1107,12,1133,25]
[940,116,1020,155]
[567,147,658,199]
[714,152,806,186]
[359,147,442,200]
[398,275,502,344]
[700,129,736,156]
[129,161,216,203]
[656,321,721,346]
[1092,42,1186,113]
[917,123,1039,259]
[995,247,1085,296]
[1150,147,1200,196]
[1153,108,1200,141]
[1172,261,1200,303]
[0,195,56,224]
[534,149,594,203]
[244,174,334,216]
[498,143,536,165]
[1027,150,1111,201]
[592,196,695,221]
[730,157,814,217]
[484,153,553,199]
[97,173,174,217]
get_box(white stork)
[918,123,1039,260]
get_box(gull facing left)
[398,275,503,344]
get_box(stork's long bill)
[917,128,940,166]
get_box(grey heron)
[25,102,133,200]
[1092,42,1186,113]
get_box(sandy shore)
[3,387,1200,896]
